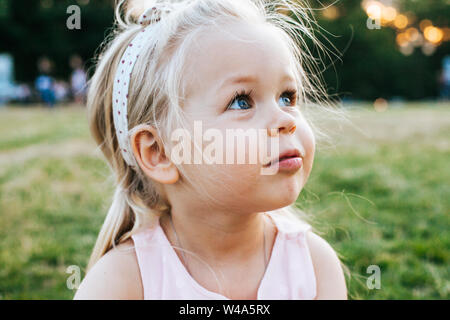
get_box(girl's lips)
[263,148,303,168]
[269,156,303,172]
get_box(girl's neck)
[159,208,275,267]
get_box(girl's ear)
[130,124,179,184]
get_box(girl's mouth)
[275,156,303,171]
[263,148,303,171]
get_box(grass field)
[0,102,448,299]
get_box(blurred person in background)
[15,83,32,104]
[70,54,87,105]
[35,57,56,108]
[0,53,16,106]
[54,79,70,103]
[439,56,450,101]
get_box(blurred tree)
[0,0,448,100]
[315,0,450,100]
[0,0,114,82]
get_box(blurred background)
[0,0,448,299]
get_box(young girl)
[74,0,347,300]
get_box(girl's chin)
[275,180,303,204]
[263,187,303,210]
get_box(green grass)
[0,103,448,299]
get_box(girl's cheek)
[296,117,315,164]
[305,124,315,157]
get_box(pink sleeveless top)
[131,212,317,300]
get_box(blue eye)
[225,89,298,111]
[279,90,297,107]
[226,89,253,110]
[279,96,291,107]
[228,97,251,110]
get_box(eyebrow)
[219,74,296,90]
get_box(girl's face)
[169,22,315,213]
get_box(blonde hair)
[86,0,346,272]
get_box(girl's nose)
[267,108,297,137]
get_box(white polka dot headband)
[112,2,184,167]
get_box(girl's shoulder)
[304,231,348,300]
[268,211,347,299]
[74,239,143,300]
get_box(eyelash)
[226,88,298,110]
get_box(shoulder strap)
[130,225,162,299]
[267,211,312,238]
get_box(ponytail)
[87,186,134,271]
[86,175,166,271]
